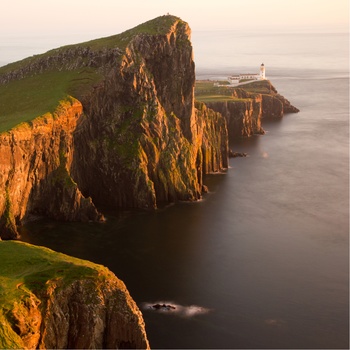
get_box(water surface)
[14,31,350,348]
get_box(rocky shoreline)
[0,14,299,349]
[201,80,299,140]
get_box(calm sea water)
[2,31,349,349]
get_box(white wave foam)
[141,301,211,317]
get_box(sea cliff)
[195,79,299,139]
[0,99,102,240]
[0,15,228,239]
[0,241,149,349]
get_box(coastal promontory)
[195,79,299,139]
[0,241,149,349]
[0,15,228,240]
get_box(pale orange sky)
[0,0,348,38]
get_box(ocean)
[2,30,349,349]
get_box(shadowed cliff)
[0,15,228,239]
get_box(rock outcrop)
[204,89,265,138]
[0,241,149,349]
[0,15,228,239]
[72,19,228,209]
[0,99,103,239]
[203,80,299,139]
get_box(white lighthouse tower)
[260,63,266,80]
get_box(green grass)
[0,15,181,77]
[0,15,181,133]
[238,80,273,94]
[0,68,101,133]
[81,14,181,51]
[0,241,113,348]
[0,241,111,302]
[196,95,236,103]
[194,80,249,103]
[195,80,237,102]
[195,79,273,103]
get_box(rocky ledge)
[0,241,149,349]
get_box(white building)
[228,64,266,85]
[260,63,266,79]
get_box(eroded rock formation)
[72,20,228,209]
[204,80,299,139]
[0,16,228,239]
[0,99,103,239]
[205,89,265,138]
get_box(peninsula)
[195,79,299,138]
[0,14,299,349]
[0,15,228,240]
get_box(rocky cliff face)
[0,241,149,349]
[72,25,229,208]
[0,16,228,239]
[0,98,103,239]
[204,80,299,140]
[204,89,265,138]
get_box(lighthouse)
[260,63,266,80]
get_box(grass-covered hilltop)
[0,15,182,133]
[0,14,228,240]
[0,241,149,349]
[195,79,276,103]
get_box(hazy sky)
[0,0,348,65]
[1,0,348,38]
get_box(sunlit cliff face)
[0,16,228,239]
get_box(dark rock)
[202,184,209,193]
[229,150,247,158]
[152,303,176,310]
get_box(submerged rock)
[229,150,247,158]
[152,303,176,310]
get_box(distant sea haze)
[3,30,349,349]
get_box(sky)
[0,0,348,65]
[1,0,348,38]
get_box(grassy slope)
[195,79,272,103]
[0,69,100,133]
[238,80,273,94]
[0,240,113,348]
[0,15,181,133]
[195,80,233,103]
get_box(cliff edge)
[195,79,299,139]
[0,15,228,239]
[0,241,149,349]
